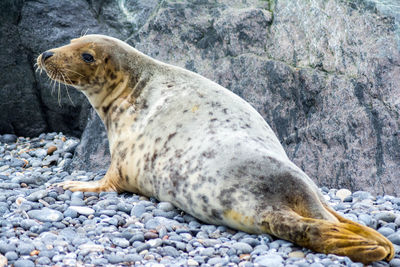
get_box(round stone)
[336,189,352,201]
[13,259,35,267]
[27,208,63,222]
[375,212,397,223]
[68,206,95,216]
[288,251,305,258]
[254,254,283,267]
[158,202,175,212]
[378,227,395,237]
[232,242,253,254]
[1,134,17,144]
[5,251,18,261]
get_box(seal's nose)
[41,51,54,63]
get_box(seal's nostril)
[42,51,54,62]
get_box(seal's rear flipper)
[260,209,394,264]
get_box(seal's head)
[37,35,135,91]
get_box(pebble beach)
[0,133,399,267]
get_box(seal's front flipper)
[261,209,394,264]
[53,164,122,193]
[54,179,116,193]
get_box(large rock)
[1,0,399,195]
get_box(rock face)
[1,0,399,195]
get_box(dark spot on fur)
[167,84,173,88]
[201,195,209,203]
[110,72,117,80]
[124,175,129,182]
[209,112,213,116]
[139,143,144,150]
[167,132,177,141]
[222,108,228,114]
[210,118,217,122]
[183,110,188,113]
[155,137,161,143]
[137,133,144,140]
[105,57,109,64]
[119,147,128,158]
[133,77,149,98]
[211,209,222,220]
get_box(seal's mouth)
[36,53,77,86]
[36,52,78,105]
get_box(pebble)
[254,254,284,267]
[14,259,35,267]
[27,208,63,222]
[232,242,253,254]
[68,206,95,215]
[288,251,305,258]
[0,134,17,144]
[336,189,352,201]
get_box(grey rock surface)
[0,0,399,195]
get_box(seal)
[37,34,394,264]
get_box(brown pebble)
[30,250,40,256]
[47,146,57,155]
[20,183,28,188]
[239,254,250,261]
[144,231,159,240]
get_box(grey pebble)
[158,202,175,212]
[255,254,283,267]
[13,259,35,267]
[201,247,215,256]
[207,257,229,265]
[0,241,16,254]
[26,189,47,201]
[232,242,253,254]
[5,251,18,260]
[162,245,180,257]
[376,212,397,223]
[135,243,151,253]
[129,233,145,243]
[390,258,400,267]
[112,237,130,248]
[388,232,400,245]
[27,207,63,222]
[378,227,395,237]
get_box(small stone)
[232,242,253,254]
[131,203,146,218]
[1,134,17,144]
[388,233,400,245]
[47,146,57,155]
[0,254,6,267]
[288,251,305,258]
[27,208,63,222]
[5,251,18,261]
[64,208,78,218]
[26,190,47,202]
[158,202,175,212]
[254,254,283,267]
[129,233,145,243]
[375,212,397,223]
[79,243,104,252]
[34,149,47,158]
[336,189,352,201]
[187,258,199,266]
[13,259,35,267]
[240,237,260,247]
[135,243,151,253]
[36,257,51,265]
[148,238,162,248]
[68,206,95,216]
[144,231,158,240]
[162,246,180,257]
[390,258,400,267]
[200,247,215,256]
[378,227,395,237]
[112,237,130,248]
[17,242,35,255]
[207,257,228,265]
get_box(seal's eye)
[81,53,95,63]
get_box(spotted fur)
[37,35,394,264]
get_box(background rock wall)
[1,0,399,195]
